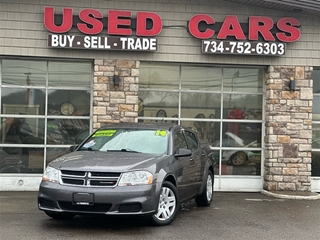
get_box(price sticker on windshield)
[155,130,167,137]
[92,129,117,137]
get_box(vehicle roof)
[99,122,179,131]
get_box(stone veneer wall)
[93,59,139,130]
[264,66,313,192]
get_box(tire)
[150,181,179,226]
[195,171,213,207]
[44,211,75,220]
[231,152,247,166]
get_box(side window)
[174,131,188,154]
[185,131,199,151]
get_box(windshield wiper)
[107,149,141,153]
[78,147,98,151]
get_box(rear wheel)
[195,171,213,206]
[150,181,179,226]
[44,211,75,220]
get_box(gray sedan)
[38,122,214,226]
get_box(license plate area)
[73,193,94,205]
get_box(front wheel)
[150,181,179,226]
[195,171,213,207]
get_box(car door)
[184,130,203,193]
[172,129,194,201]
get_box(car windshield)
[78,128,168,155]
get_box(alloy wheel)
[154,186,176,221]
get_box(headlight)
[118,171,153,186]
[42,166,59,183]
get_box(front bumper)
[38,181,161,216]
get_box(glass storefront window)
[0,147,44,174]
[1,117,45,144]
[181,92,220,119]
[2,59,47,86]
[221,122,262,147]
[181,66,221,91]
[180,121,220,147]
[223,68,263,93]
[138,91,179,120]
[0,58,92,175]
[312,69,320,177]
[312,95,320,121]
[47,118,90,145]
[48,90,91,116]
[46,147,70,166]
[139,63,264,176]
[1,88,46,115]
[48,61,92,87]
[312,152,320,177]
[223,94,263,120]
[139,63,180,90]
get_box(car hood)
[49,151,165,172]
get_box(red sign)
[188,15,300,43]
[44,7,301,43]
[44,7,162,36]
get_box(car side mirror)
[69,145,78,152]
[175,148,192,157]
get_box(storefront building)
[0,0,319,192]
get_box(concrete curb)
[261,190,320,200]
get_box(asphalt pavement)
[0,191,319,240]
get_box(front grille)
[60,170,121,187]
[58,201,112,212]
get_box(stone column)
[93,59,139,130]
[264,66,313,192]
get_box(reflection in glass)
[180,121,220,147]
[312,152,320,176]
[181,92,220,118]
[1,117,45,144]
[47,118,90,145]
[212,128,262,175]
[1,88,46,115]
[46,148,70,166]
[48,90,90,116]
[221,123,262,146]
[212,148,261,176]
[139,63,179,89]
[312,126,320,176]
[0,147,44,173]
[312,96,320,121]
[312,123,320,147]
[138,91,179,119]
[313,69,320,94]
[223,95,263,120]
[223,68,264,93]
[181,66,221,91]
[48,61,92,87]
[2,59,47,86]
